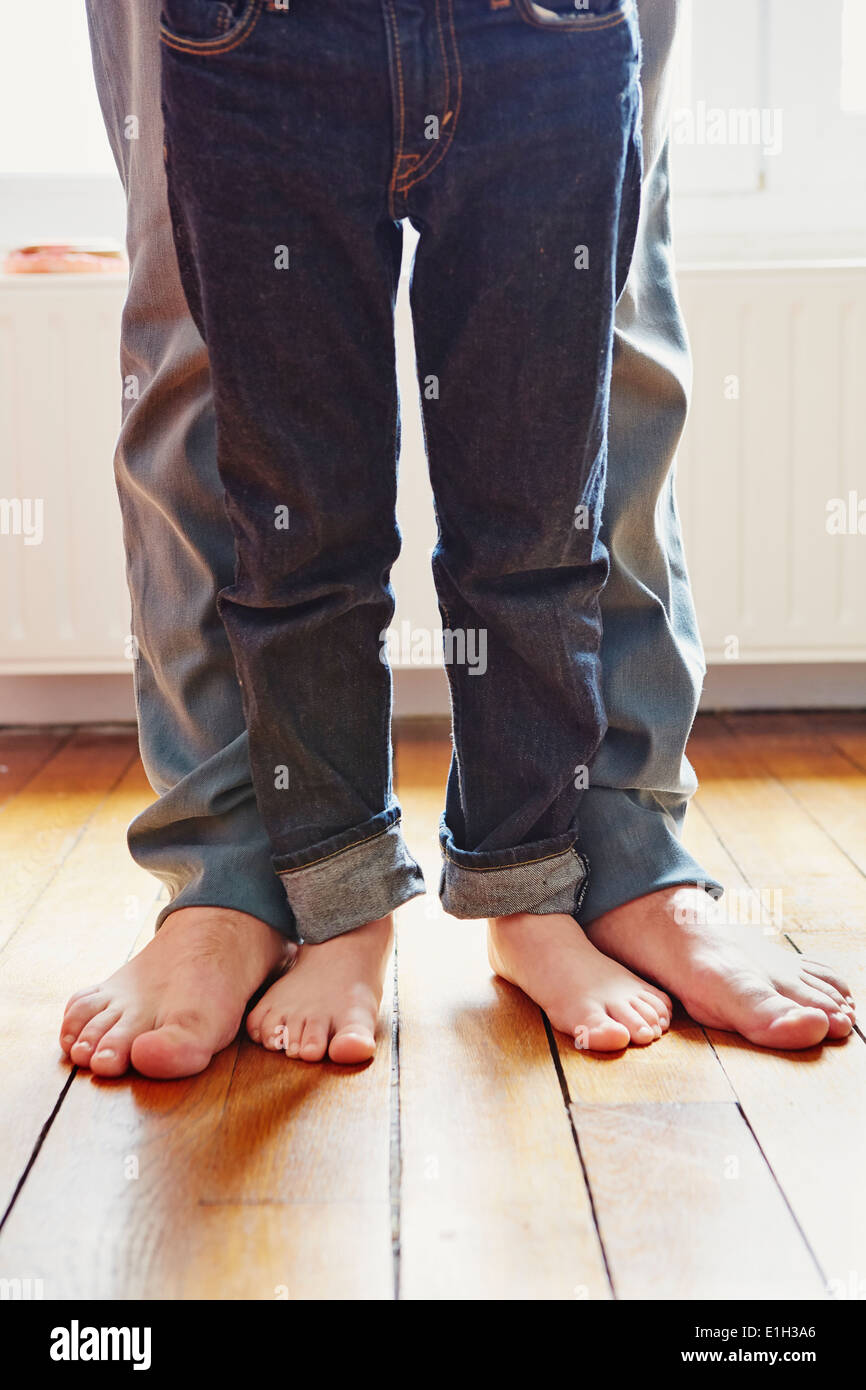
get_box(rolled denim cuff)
[577,786,723,924]
[274,811,425,944]
[439,815,589,919]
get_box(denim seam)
[434,566,466,829]
[514,0,629,33]
[159,0,263,54]
[443,843,582,873]
[277,819,400,876]
[574,852,590,915]
[394,0,450,186]
[395,0,463,195]
[384,0,407,220]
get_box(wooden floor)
[0,712,864,1300]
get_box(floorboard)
[0,715,863,1299]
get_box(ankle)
[301,913,394,963]
[591,885,711,935]
[160,904,292,971]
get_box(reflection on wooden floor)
[0,712,864,1299]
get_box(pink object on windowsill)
[2,240,128,274]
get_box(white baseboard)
[0,675,136,726]
[1,663,863,729]
[699,662,866,710]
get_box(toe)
[607,1000,660,1045]
[246,999,272,1046]
[299,1018,330,1062]
[280,1020,304,1057]
[90,1021,140,1077]
[639,986,673,1021]
[800,973,854,1014]
[329,1024,376,1064]
[630,996,664,1037]
[575,1012,630,1052]
[262,1013,292,1052]
[798,958,854,1002]
[328,999,379,1064]
[129,1010,227,1079]
[746,997,830,1050]
[60,992,108,1054]
[69,1008,122,1068]
[639,989,675,1034]
[65,985,100,1004]
[778,980,853,1039]
[826,1011,854,1038]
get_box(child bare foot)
[488,911,672,1050]
[588,886,856,1050]
[247,914,394,1065]
[60,906,292,1079]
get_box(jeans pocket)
[514,0,630,31]
[160,0,263,54]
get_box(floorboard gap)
[0,1067,77,1234]
[703,1028,831,1293]
[389,940,402,1302]
[541,1011,616,1299]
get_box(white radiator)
[1,263,865,681]
[676,263,866,663]
[0,274,129,674]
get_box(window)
[0,2,122,253]
[670,0,866,260]
[1,0,864,261]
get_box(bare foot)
[487,911,672,1051]
[60,906,292,1079]
[247,914,393,1065]
[588,886,857,1050]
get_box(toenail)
[94,1048,116,1060]
[61,1034,74,1047]
[75,1041,93,1053]
[287,1043,300,1056]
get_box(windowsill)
[0,271,128,288]
[676,257,866,274]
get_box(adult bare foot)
[588,886,856,1050]
[488,911,672,1051]
[60,906,293,1079]
[247,914,393,1065]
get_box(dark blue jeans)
[160,0,643,943]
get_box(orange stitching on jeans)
[278,820,399,875]
[395,0,463,194]
[159,0,263,54]
[394,0,450,188]
[385,0,407,219]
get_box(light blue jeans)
[85,0,720,940]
